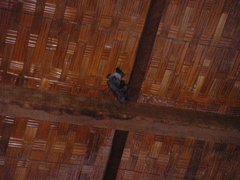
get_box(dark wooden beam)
[0,84,240,145]
[103,130,128,180]
[104,1,168,178]
[128,0,167,102]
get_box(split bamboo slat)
[117,132,240,180]
[139,0,240,115]
[0,115,114,179]
[0,0,150,99]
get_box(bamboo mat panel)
[1,0,240,115]
[117,132,240,180]
[0,0,150,99]
[0,115,114,180]
[139,0,240,115]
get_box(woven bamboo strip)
[154,0,240,49]
[117,132,240,180]
[0,0,239,116]
[0,9,11,57]
[0,115,114,179]
[139,0,240,115]
[0,0,149,100]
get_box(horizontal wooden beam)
[0,84,240,145]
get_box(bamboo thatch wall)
[139,0,240,115]
[1,116,240,179]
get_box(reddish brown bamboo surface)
[0,1,240,179]
[0,0,150,99]
[117,132,240,180]
[139,0,240,115]
[0,0,239,115]
[1,115,239,179]
[0,115,114,179]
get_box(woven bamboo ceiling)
[0,0,240,115]
[1,0,240,180]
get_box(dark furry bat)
[107,67,129,103]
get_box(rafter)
[128,0,167,102]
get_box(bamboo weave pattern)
[118,132,240,180]
[139,0,240,115]
[0,0,150,99]
[0,115,114,179]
